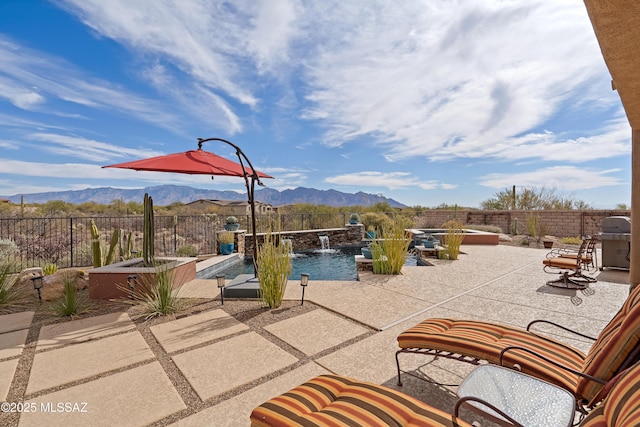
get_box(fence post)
[70,217,74,267]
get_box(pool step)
[223,273,261,298]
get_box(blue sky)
[0,0,631,208]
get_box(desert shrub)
[42,263,58,276]
[257,232,292,309]
[0,264,27,311]
[54,272,89,317]
[360,212,393,234]
[176,245,197,257]
[0,239,17,261]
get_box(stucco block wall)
[416,209,630,238]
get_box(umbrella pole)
[249,177,259,278]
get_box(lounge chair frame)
[543,238,597,289]
[395,287,640,413]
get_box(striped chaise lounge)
[249,374,474,427]
[249,362,640,427]
[396,285,640,409]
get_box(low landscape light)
[216,274,226,305]
[127,275,138,300]
[31,275,44,302]
[300,273,310,305]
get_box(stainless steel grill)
[599,216,631,270]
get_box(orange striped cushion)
[579,289,640,402]
[250,374,472,427]
[398,318,585,393]
[581,362,640,427]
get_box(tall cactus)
[105,229,121,265]
[143,193,155,266]
[90,219,103,268]
[120,231,134,260]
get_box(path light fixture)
[127,275,138,300]
[216,274,226,305]
[300,273,310,305]
[31,275,43,302]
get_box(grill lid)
[600,216,631,234]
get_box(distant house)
[186,199,275,216]
[0,198,10,204]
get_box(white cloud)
[0,37,181,131]
[57,0,269,106]
[326,171,454,191]
[479,166,623,191]
[296,1,621,163]
[27,133,165,162]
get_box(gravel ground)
[1,280,376,427]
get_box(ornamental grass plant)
[444,220,465,260]
[54,272,90,318]
[257,232,292,309]
[370,218,411,275]
[119,264,184,319]
[0,263,28,313]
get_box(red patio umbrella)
[103,138,273,272]
[104,148,272,178]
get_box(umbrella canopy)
[103,138,273,277]
[103,149,273,179]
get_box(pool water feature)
[211,247,419,281]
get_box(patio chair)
[249,361,640,427]
[543,237,597,289]
[396,285,640,409]
[549,235,599,271]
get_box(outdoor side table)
[456,364,575,427]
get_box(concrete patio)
[0,244,630,426]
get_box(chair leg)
[395,350,403,386]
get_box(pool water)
[212,246,418,281]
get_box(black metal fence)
[0,213,354,271]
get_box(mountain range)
[3,185,407,208]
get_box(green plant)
[0,264,27,312]
[89,219,103,268]
[444,221,465,260]
[360,212,393,234]
[370,219,411,275]
[143,193,155,267]
[119,231,135,261]
[350,213,360,222]
[105,229,120,265]
[54,272,89,317]
[176,245,197,257]
[257,232,292,309]
[226,216,239,224]
[0,239,17,261]
[122,265,183,319]
[218,231,235,245]
[42,263,58,276]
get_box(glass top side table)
[456,364,576,427]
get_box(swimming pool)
[210,246,419,281]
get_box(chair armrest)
[454,396,524,427]
[546,248,574,259]
[498,346,607,385]
[527,319,597,341]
